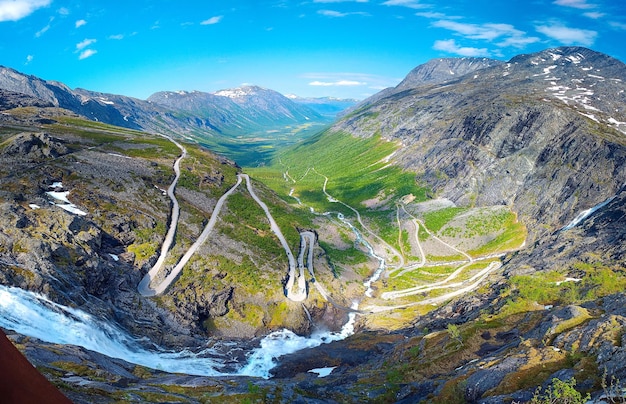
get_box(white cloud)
[201,15,223,25]
[76,38,96,51]
[553,0,595,9]
[318,9,369,17]
[536,23,597,46]
[58,7,69,16]
[25,54,33,64]
[108,34,124,40]
[416,11,448,19]
[583,11,604,19]
[34,18,51,37]
[0,0,50,22]
[381,0,426,9]
[609,21,626,30]
[309,80,366,86]
[78,49,97,60]
[433,39,490,57]
[313,0,368,2]
[75,19,86,28]
[432,20,539,49]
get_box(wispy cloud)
[318,9,370,17]
[433,39,490,57]
[75,19,86,28]
[583,11,604,19]
[553,0,595,9]
[25,54,33,64]
[432,20,539,49]
[416,11,450,19]
[303,72,399,89]
[108,34,125,40]
[310,79,367,86]
[609,21,626,30]
[76,38,96,51]
[381,0,427,9]
[34,17,52,37]
[201,15,223,25]
[535,22,597,46]
[78,49,97,60]
[0,0,50,22]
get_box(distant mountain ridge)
[0,67,333,142]
[147,85,325,133]
[286,95,359,118]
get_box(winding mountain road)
[138,169,309,301]
[138,174,243,296]
[137,137,187,296]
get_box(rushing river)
[0,284,357,379]
[0,209,385,379]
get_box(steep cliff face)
[333,47,626,241]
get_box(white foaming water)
[240,307,357,378]
[562,194,617,231]
[0,285,357,378]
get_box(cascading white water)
[0,284,358,379]
[0,198,385,379]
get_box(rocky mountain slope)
[351,56,504,112]
[335,46,626,242]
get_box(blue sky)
[1,0,625,100]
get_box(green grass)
[423,207,468,232]
[497,259,626,318]
[248,130,429,210]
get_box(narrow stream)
[336,212,387,297]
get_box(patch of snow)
[549,52,562,61]
[58,204,88,216]
[50,182,63,189]
[578,112,599,122]
[109,254,119,261]
[97,97,114,105]
[581,66,593,71]
[46,190,88,216]
[566,54,582,64]
[555,277,582,286]
[214,87,257,99]
[588,74,605,80]
[308,366,337,378]
[534,65,557,77]
[46,191,71,204]
[29,204,40,210]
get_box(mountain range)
[0,46,625,403]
